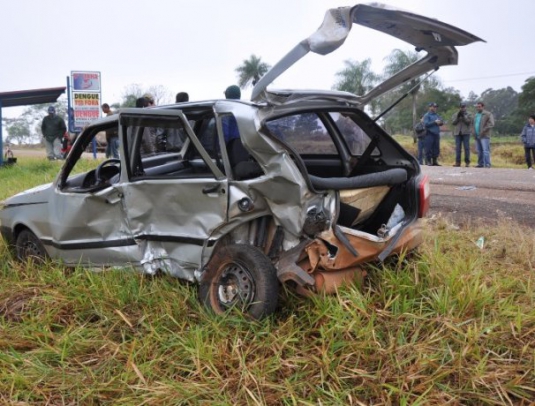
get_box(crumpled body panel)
[276,221,424,294]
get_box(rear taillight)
[418,175,430,218]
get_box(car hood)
[251,2,484,104]
[2,183,52,207]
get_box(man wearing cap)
[41,106,67,160]
[423,102,443,166]
[471,102,495,168]
[451,102,472,167]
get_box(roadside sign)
[68,71,101,133]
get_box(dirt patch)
[0,287,42,322]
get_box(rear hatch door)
[251,3,484,103]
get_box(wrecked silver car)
[0,4,482,319]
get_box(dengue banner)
[72,93,101,128]
[69,71,101,133]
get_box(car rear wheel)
[16,229,48,264]
[199,244,279,320]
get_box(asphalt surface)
[421,165,535,228]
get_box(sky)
[1,0,535,120]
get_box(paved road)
[421,165,535,228]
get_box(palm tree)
[383,49,423,126]
[235,55,271,89]
[333,58,379,115]
[333,58,379,96]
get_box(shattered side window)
[266,112,337,155]
[330,112,372,156]
[122,114,223,180]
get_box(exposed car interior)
[264,108,416,236]
[58,107,267,194]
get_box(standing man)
[413,115,426,164]
[451,102,472,167]
[222,85,241,142]
[423,102,443,166]
[472,102,495,168]
[101,103,119,159]
[520,114,535,170]
[41,106,66,160]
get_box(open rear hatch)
[251,2,484,103]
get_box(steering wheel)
[95,158,121,184]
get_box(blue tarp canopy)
[0,86,66,165]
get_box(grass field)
[396,134,528,168]
[0,157,534,404]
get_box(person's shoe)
[476,165,483,168]
[453,163,460,167]
[529,167,533,170]
[432,159,441,166]
[465,163,470,167]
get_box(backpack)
[414,121,426,137]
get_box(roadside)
[421,165,535,228]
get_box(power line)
[443,71,535,83]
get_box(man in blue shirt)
[423,102,443,166]
[222,85,241,142]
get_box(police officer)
[423,102,443,166]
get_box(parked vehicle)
[0,4,483,319]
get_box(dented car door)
[117,110,228,279]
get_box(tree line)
[3,52,534,145]
[332,49,535,136]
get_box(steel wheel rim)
[22,240,42,260]
[217,262,256,309]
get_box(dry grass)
[396,135,527,168]
[1,158,534,405]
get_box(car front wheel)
[15,229,48,264]
[199,244,279,320]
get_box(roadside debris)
[456,185,477,191]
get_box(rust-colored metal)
[308,223,423,271]
[313,267,366,294]
[285,222,423,295]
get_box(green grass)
[0,156,100,198]
[0,157,534,404]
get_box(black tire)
[15,229,48,264]
[199,244,279,320]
